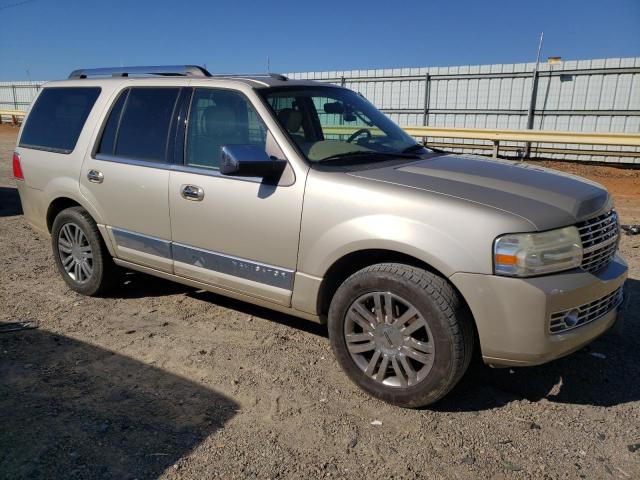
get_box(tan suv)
[13,65,628,407]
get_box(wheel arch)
[316,248,461,319]
[45,195,115,256]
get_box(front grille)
[549,286,624,334]
[577,210,619,274]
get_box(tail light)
[12,152,24,180]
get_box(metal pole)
[422,73,431,145]
[11,84,17,110]
[524,32,544,159]
[422,73,430,126]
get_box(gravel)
[1,124,639,479]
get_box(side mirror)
[220,145,287,178]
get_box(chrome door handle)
[180,184,204,201]
[87,169,104,183]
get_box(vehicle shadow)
[0,328,238,479]
[436,277,640,412]
[0,185,23,217]
[107,271,328,338]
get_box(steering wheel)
[347,128,372,143]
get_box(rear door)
[80,85,187,272]
[168,87,305,305]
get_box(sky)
[0,0,639,81]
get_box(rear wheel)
[328,263,474,408]
[51,207,118,296]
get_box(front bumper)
[450,253,628,367]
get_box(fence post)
[422,73,431,145]
[11,85,18,110]
[422,73,430,126]
[524,70,540,158]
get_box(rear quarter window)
[19,87,101,154]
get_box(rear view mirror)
[220,145,286,178]
[324,102,344,114]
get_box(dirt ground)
[1,122,639,480]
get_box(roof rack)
[68,65,212,79]
[208,73,289,81]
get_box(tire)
[328,263,474,408]
[51,206,118,296]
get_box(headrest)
[277,108,303,133]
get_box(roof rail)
[208,73,289,81]
[68,65,212,79]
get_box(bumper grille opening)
[577,210,619,274]
[549,286,624,334]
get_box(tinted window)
[186,89,266,169]
[19,87,101,153]
[96,90,128,156]
[115,88,180,162]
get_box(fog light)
[564,309,580,327]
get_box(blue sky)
[0,0,639,80]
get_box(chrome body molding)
[111,227,172,259]
[110,227,294,290]
[172,243,294,290]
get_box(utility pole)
[524,32,544,159]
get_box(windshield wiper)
[317,150,420,164]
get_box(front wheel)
[51,207,118,296]
[328,263,474,408]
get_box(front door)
[168,88,304,305]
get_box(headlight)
[494,226,583,277]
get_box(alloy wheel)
[344,291,435,388]
[57,222,93,284]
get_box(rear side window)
[98,87,180,163]
[19,87,101,153]
[96,90,128,155]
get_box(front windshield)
[259,86,421,163]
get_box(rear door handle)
[87,170,104,183]
[180,184,204,201]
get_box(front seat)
[277,108,305,146]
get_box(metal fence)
[288,57,640,163]
[1,57,639,163]
[0,81,42,111]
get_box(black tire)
[51,206,118,296]
[328,263,474,408]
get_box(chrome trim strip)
[94,154,171,170]
[110,227,294,290]
[111,227,172,259]
[172,242,294,290]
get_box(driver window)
[186,89,267,170]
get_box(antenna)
[267,56,270,73]
[524,32,544,159]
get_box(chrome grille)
[549,286,624,334]
[577,210,619,274]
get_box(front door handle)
[180,184,204,201]
[87,169,104,184]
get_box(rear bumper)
[450,253,628,367]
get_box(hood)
[347,154,609,231]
